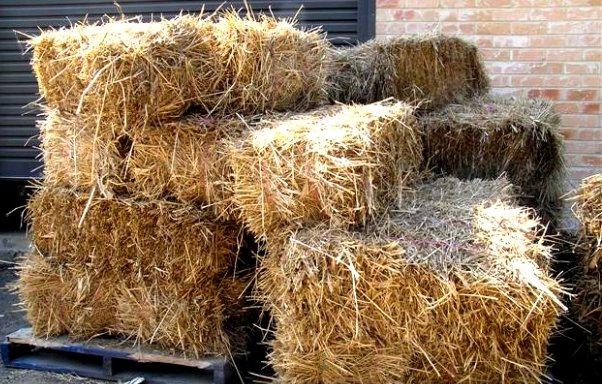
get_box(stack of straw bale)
[20,187,250,356]
[419,95,566,226]
[18,9,331,359]
[327,34,490,109]
[230,100,423,237]
[258,177,565,383]
[572,173,602,352]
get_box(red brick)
[581,75,602,88]
[564,141,602,154]
[512,76,545,87]
[376,0,400,8]
[491,9,529,21]
[511,22,547,35]
[392,10,416,20]
[512,49,547,61]
[548,21,602,34]
[405,0,438,7]
[404,22,438,34]
[529,36,566,47]
[583,103,601,114]
[566,7,602,20]
[565,63,600,75]
[582,155,602,167]
[393,9,439,21]
[527,89,561,99]
[566,35,602,47]
[441,23,476,34]
[562,114,600,127]
[491,75,511,87]
[476,23,512,35]
[476,0,513,7]
[584,49,602,61]
[480,48,511,60]
[439,0,475,6]
[540,76,581,87]
[492,36,530,47]
[577,129,602,141]
[553,103,581,114]
[508,62,563,74]
[529,8,566,21]
[558,128,578,140]
[566,89,599,101]
[547,49,584,61]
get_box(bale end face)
[231,100,423,238]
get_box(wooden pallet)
[1,328,239,384]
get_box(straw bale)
[113,276,250,357]
[230,100,422,237]
[15,251,116,338]
[127,115,248,219]
[420,95,565,226]
[258,177,564,383]
[573,173,602,268]
[328,33,490,109]
[27,186,240,276]
[40,110,248,217]
[39,110,128,194]
[29,11,328,130]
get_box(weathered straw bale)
[230,100,422,237]
[29,11,328,130]
[420,96,565,226]
[258,177,564,383]
[27,186,240,276]
[574,173,602,268]
[328,33,490,109]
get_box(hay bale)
[127,115,248,219]
[15,251,116,338]
[15,251,250,356]
[419,95,565,226]
[328,33,490,109]
[27,186,240,276]
[113,277,249,356]
[39,110,128,194]
[40,111,247,218]
[572,173,602,353]
[29,11,328,130]
[574,173,602,268]
[258,177,564,383]
[230,100,422,237]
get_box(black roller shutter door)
[0,0,375,179]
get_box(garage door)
[0,0,375,179]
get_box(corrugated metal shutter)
[0,0,375,179]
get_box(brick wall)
[376,0,601,189]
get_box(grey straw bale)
[328,33,490,109]
[420,95,565,226]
